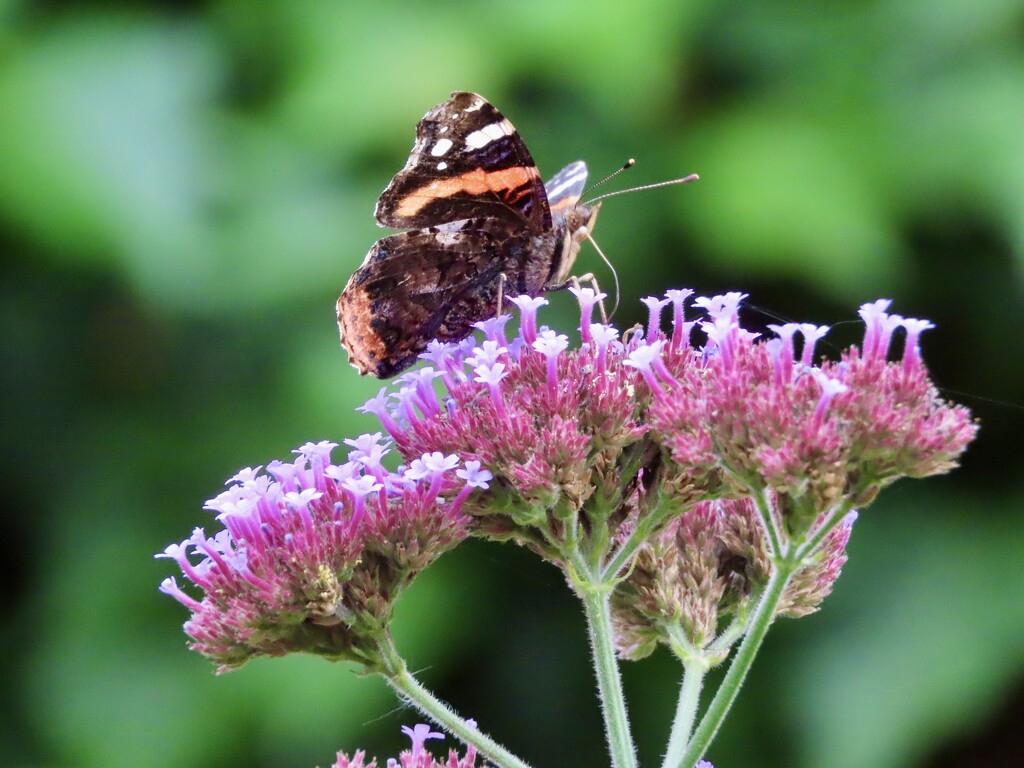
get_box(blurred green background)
[2,2,1022,767]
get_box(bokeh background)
[2,2,1022,767]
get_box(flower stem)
[674,560,796,768]
[661,656,708,768]
[602,499,679,582]
[749,488,782,558]
[794,499,855,561]
[571,552,638,768]
[378,637,535,768]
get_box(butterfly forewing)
[374,91,551,232]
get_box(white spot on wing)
[434,231,462,245]
[436,219,471,232]
[437,161,448,170]
[546,170,587,199]
[430,138,453,156]
[465,119,514,149]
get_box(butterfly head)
[550,200,601,287]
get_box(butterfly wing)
[375,91,552,233]
[338,226,544,377]
[544,161,589,230]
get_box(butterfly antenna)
[583,158,636,196]
[581,228,621,319]
[584,173,700,205]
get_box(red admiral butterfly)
[337,91,599,378]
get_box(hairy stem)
[674,560,796,768]
[378,637,535,768]
[661,656,709,768]
[795,499,856,561]
[570,551,637,768]
[602,499,678,582]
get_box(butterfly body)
[337,91,597,378]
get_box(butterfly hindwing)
[337,226,548,378]
[544,161,589,229]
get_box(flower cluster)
[611,497,856,659]
[645,296,977,533]
[158,439,488,671]
[333,724,487,768]
[355,288,975,654]
[159,284,976,675]
[157,281,975,768]
[359,289,652,556]
[365,289,973,531]
[330,725,712,768]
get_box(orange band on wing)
[549,194,581,213]
[395,167,538,218]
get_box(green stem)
[661,656,709,768]
[749,488,782,559]
[602,500,678,582]
[706,617,745,655]
[378,638,535,768]
[794,500,855,561]
[571,551,637,768]
[674,560,796,768]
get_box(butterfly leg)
[622,323,646,347]
[495,272,508,316]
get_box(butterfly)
[337,91,599,378]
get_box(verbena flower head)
[363,290,975,569]
[611,497,856,659]
[333,723,488,768]
[648,300,977,533]
[157,440,485,672]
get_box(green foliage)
[1,2,1020,767]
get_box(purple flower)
[532,329,570,398]
[666,288,694,349]
[858,299,893,360]
[472,314,511,346]
[623,340,670,397]
[767,323,799,384]
[401,724,445,756]
[457,460,493,489]
[798,324,830,366]
[532,329,569,356]
[694,291,747,321]
[509,295,548,344]
[365,292,973,554]
[157,438,477,672]
[342,475,382,499]
[901,317,935,374]
[473,362,509,418]
[333,724,485,768]
[651,299,976,519]
[640,296,670,342]
[359,387,401,436]
[466,340,507,368]
[161,279,979,768]
[569,285,607,343]
[701,314,739,370]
